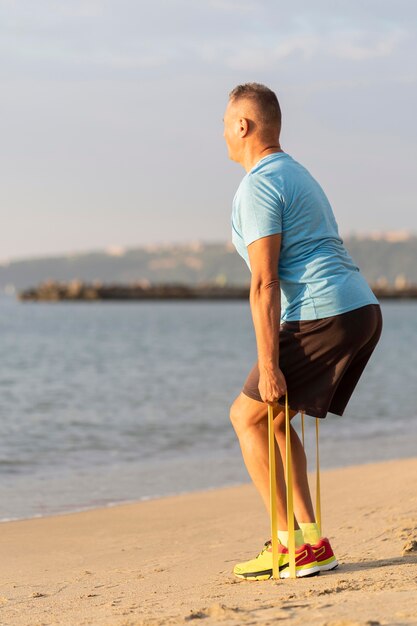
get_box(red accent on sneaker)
[278,542,320,578]
[266,541,316,565]
[311,537,339,571]
[294,543,316,567]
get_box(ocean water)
[0,296,416,522]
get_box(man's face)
[223,100,240,162]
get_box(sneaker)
[311,537,338,571]
[233,540,320,580]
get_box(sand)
[1,457,417,626]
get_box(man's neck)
[242,144,282,172]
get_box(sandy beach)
[1,457,417,626]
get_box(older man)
[224,83,382,579]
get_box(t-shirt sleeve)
[236,173,283,247]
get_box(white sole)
[318,559,339,572]
[280,564,321,578]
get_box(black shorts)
[242,304,383,419]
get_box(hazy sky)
[1,0,416,261]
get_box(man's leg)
[273,412,316,524]
[230,391,300,530]
[230,392,322,579]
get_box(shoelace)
[256,539,272,558]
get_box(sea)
[0,296,416,522]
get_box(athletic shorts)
[242,303,383,419]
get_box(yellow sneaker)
[233,540,321,580]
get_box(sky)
[1,0,416,262]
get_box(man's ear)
[238,117,249,138]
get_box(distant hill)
[341,235,417,286]
[1,235,416,295]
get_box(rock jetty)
[17,280,250,301]
[16,279,417,302]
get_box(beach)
[1,457,417,626]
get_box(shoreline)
[2,454,416,526]
[1,457,417,625]
[0,480,246,525]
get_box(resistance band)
[285,393,296,578]
[315,417,322,536]
[301,411,305,448]
[267,404,279,579]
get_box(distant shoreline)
[17,280,417,301]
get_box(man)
[224,83,382,580]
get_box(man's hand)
[258,365,287,405]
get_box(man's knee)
[229,392,268,433]
[229,397,240,426]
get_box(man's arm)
[247,233,287,404]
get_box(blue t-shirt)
[231,151,379,321]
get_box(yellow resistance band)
[267,403,279,579]
[301,411,305,448]
[315,417,322,537]
[285,393,296,578]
